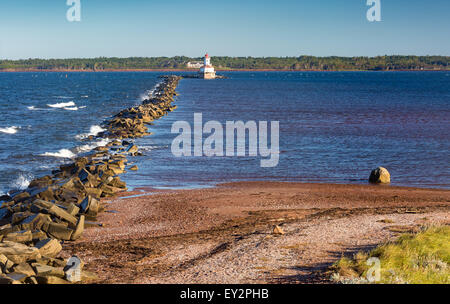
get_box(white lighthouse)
[199,53,216,79]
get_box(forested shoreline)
[0,55,448,71]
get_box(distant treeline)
[0,56,448,71]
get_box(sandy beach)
[62,181,449,284]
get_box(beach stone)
[127,145,138,153]
[12,212,31,225]
[0,241,41,264]
[34,238,62,258]
[129,165,138,171]
[85,174,100,188]
[0,195,11,202]
[86,198,99,218]
[33,199,53,210]
[100,184,124,196]
[19,213,51,231]
[272,225,285,235]
[36,275,69,284]
[81,270,98,282]
[84,187,102,199]
[11,192,30,203]
[0,254,13,273]
[108,166,124,175]
[32,263,65,278]
[108,177,126,189]
[0,254,8,266]
[13,263,36,277]
[24,276,39,284]
[109,158,126,168]
[27,187,48,198]
[71,215,85,241]
[3,272,27,283]
[11,204,26,213]
[34,199,78,227]
[28,176,53,189]
[4,230,33,243]
[31,230,48,242]
[48,204,78,227]
[94,146,108,152]
[0,274,17,284]
[59,163,76,176]
[36,187,55,201]
[61,177,85,193]
[369,167,391,184]
[66,203,80,216]
[55,188,80,205]
[0,208,10,221]
[48,258,67,268]
[78,168,91,182]
[80,196,91,213]
[44,222,73,241]
[0,224,13,237]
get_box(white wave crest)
[27,106,46,111]
[41,149,76,158]
[75,125,106,140]
[0,126,19,134]
[139,145,166,151]
[76,138,110,153]
[64,106,78,111]
[11,173,33,190]
[140,83,161,101]
[47,101,76,108]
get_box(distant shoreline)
[0,68,448,73]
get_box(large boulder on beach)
[369,167,390,184]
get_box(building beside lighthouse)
[199,53,216,79]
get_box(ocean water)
[0,71,449,194]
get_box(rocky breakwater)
[0,75,182,284]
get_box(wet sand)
[62,182,450,284]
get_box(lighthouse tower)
[199,53,216,79]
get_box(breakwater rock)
[0,76,182,284]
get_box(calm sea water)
[0,71,449,194]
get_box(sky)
[0,0,449,59]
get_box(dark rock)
[11,192,30,203]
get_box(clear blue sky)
[0,0,449,59]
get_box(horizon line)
[0,54,449,61]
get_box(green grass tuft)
[330,225,450,284]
